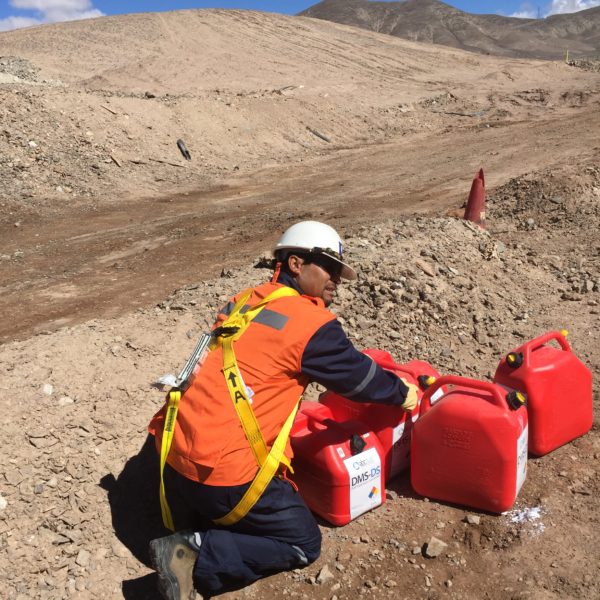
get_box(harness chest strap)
[159,285,300,530]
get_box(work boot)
[149,530,201,600]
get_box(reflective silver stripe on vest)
[219,302,289,331]
[220,301,235,316]
[343,359,377,398]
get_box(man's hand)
[400,378,419,412]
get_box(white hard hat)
[273,220,357,280]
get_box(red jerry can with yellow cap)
[494,330,593,456]
[290,402,385,526]
[320,348,442,481]
[411,375,529,513]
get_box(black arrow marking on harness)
[228,371,237,387]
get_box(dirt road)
[3,106,598,341]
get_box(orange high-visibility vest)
[149,281,336,486]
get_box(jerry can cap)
[506,352,524,368]
[350,434,367,456]
[506,390,527,410]
[418,374,436,389]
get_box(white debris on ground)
[505,506,545,534]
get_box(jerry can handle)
[419,375,507,418]
[300,402,335,426]
[521,330,571,366]
[372,359,419,381]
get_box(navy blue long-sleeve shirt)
[277,271,409,407]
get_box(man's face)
[289,254,343,307]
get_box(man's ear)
[287,254,303,276]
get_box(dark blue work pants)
[163,464,321,597]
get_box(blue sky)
[1,1,598,32]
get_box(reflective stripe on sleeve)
[343,359,377,398]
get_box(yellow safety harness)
[159,285,300,531]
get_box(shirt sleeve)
[300,319,409,406]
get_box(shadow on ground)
[101,435,167,599]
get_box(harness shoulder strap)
[218,286,299,467]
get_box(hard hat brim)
[320,251,357,280]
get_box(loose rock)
[424,537,448,558]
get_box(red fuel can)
[320,349,441,481]
[494,330,593,456]
[290,402,385,526]
[411,375,528,513]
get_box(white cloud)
[510,2,538,18]
[546,0,600,13]
[0,15,42,32]
[511,0,600,18]
[0,0,103,31]
[511,10,537,18]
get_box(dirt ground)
[0,9,599,600]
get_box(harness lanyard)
[158,285,300,531]
[159,390,181,531]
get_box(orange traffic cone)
[464,168,486,228]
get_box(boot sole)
[149,538,188,600]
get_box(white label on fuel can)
[516,424,528,495]
[343,447,383,520]
[391,421,410,475]
[430,386,445,404]
[392,421,405,445]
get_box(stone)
[5,470,23,485]
[0,494,7,510]
[465,514,481,525]
[415,259,435,277]
[42,383,54,396]
[424,536,448,558]
[316,565,334,584]
[59,396,74,406]
[75,549,91,567]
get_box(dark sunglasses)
[305,253,343,278]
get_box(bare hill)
[300,0,600,59]
[1,8,598,223]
